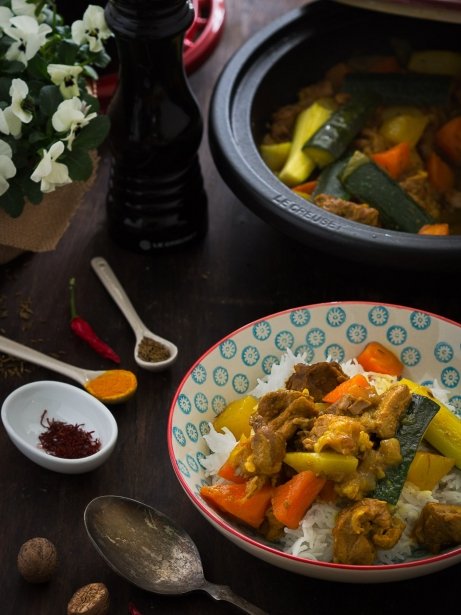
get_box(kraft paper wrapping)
[0,151,99,264]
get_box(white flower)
[4,15,52,65]
[0,0,36,29]
[71,5,112,53]
[0,140,17,196]
[0,7,13,28]
[11,0,37,18]
[52,97,97,150]
[31,141,71,193]
[9,78,32,124]
[47,64,83,99]
[0,106,22,137]
[0,111,9,135]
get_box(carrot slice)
[200,483,273,528]
[271,471,326,529]
[217,458,247,484]
[292,180,318,195]
[322,373,372,403]
[435,116,461,164]
[418,223,450,236]
[356,341,403,376]
[368,55,401,73]
[371,142,410,180]
[427,151,455,193]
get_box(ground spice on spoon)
[38,410,101,459]
[137,336,171,363]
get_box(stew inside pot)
[259,44,461,235]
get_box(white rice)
[204,351,461,564]
[202,426,237,476]
[251,351,398,398]
[251,348,307,397]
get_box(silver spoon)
[0,335,137,404]
[91,257,178,372]
[84,495,267,615]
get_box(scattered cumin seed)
[19,297,33,320]
[0,353,32,379]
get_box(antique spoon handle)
[0,334,96,385]
[203,580,268,615]
[91,256,145,338]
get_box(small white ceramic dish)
[1,381,118,474]
[168,302,461,583]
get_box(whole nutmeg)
[67,582,110,615]
[17,537,58,583]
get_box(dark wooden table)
[1,1,461,613]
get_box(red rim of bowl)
[168,300,461,573]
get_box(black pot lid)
[334,0,461,23]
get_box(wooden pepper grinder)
[104,0,208,252]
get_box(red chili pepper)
[128,603,143,615]
[69,277,121,364]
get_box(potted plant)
[0,0,112,263]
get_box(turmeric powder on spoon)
[85,370,137,404]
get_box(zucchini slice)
[400,378,461,469]
[340,151,434,232]
[303,93,377,168]
[312,155,352,199]
[342,72,453,106]
[373,393,440,505]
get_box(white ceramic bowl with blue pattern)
[168,302,461,582]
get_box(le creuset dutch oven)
[208,0,461,271]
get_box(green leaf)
[28,130,49,144]
[55,40,79,65]
[38,85,62,116]
[0,76,12,100]
[73,115,110,150]
[27,54,49,80]
[12,139,34,168]
[83,65,98,81]
[22,177,43,204]
[91,49,112,69]
[64,149,93,181]
[0,183,26,217]
[80,89,100,112]
[0,58,25,76]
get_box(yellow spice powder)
[85,370,137,401]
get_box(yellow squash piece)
[278,97,337,187]
[407,451,455,491]
[259,142,291,172]
[284,451,358,480]
[408,50,461,77]
[213,395,257,439]
[400,378,461,469]
[379,107,429,148]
